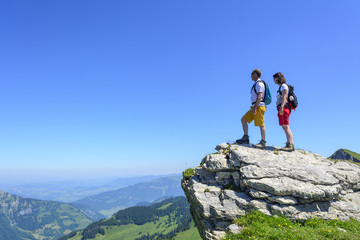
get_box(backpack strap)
[251,83,257,94]
[251,80,265,105]
[277,84,291,110]
[278,83,289,95]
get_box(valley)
[59,197,200,240]
[0,174,188,240]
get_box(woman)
[273,72,294,151]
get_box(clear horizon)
[0,168,182,187]
[1,1,359,182]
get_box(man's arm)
[252,92,263,115]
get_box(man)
[236,69,267,149]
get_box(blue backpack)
[251,80,272,105]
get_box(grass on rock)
[224,210,360,240]
[183,168,195,181]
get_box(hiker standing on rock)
[273,72,294,151]
[236,69,267,149]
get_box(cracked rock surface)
[181,144,360,240]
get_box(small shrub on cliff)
[200,156,207,166]
[224,210,360,240]
[224,182,241,192]
[183,168,195,181]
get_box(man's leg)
[254,106,266,149]
[241,117,249,136]
[259,126,266,141]
[236,109,252,144]
[254,125,266,149]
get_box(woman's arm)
[279,89,288,115]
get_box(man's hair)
[252,69,262,78]
[273,72,286,84]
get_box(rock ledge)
[181,144,360,240]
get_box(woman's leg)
[281,125,293,145]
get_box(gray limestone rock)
[215,143,230,153]
[182,145,360,240]
[227,224,242,234]
[202,154,231,172]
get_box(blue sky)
[0,0,359,182]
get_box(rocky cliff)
[181,143,360,240]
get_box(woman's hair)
[273,72,286,84]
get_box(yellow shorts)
[242,106,266,127]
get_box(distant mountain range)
[329,149,360,163]
[0,190,92,240]
[60,196,201,240]
[3,175,174,203]
[72,175,184,217]
[0,174,186,239]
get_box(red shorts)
[278,107,291,125]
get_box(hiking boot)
[254,140,266,149]
[236,135,249,145]
[283,143,295,152]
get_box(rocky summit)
[329,148,360,163]
[181,143,360,240]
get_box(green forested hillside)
[60,196,201,240]
[0,213,35,240]
[0,191,92,240]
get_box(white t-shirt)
[276,83,289,106]
[251,80,265,107]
